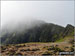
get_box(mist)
[1,1,74,32]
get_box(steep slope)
[0,21,74,45]
[62,24,74,37]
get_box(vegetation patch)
[15,52,23,55]
[42,51,54,55]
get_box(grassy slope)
[56,36,74,42]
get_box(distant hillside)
[0,20,74,45]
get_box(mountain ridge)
[0,20,74,45]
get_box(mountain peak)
[66,24,74,28]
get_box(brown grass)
[0,42,73,55]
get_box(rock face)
[62,24,74,37]
[0,20,74,44]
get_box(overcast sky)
[1,1,74,27]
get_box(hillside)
[0,20,74,45]
[0,37,74,55]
